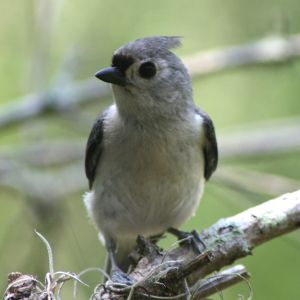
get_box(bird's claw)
[110,268,133,286]
[168,228,206,254]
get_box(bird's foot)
[168,228,206,254]
[110,267,133,286]
[149,232,165,244]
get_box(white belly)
[84,127,205,241]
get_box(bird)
[84,36,218,283]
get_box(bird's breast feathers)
[88,107,206,237]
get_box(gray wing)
[85,113,105,189]
[196,108,218,180]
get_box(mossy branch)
[97,190,300,299]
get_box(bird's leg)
[167,227,206,254]
[149,232,165,244]
[106,237,133,285]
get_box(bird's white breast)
[84,106,205,241]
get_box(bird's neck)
[114,90,194,126]
[116,102,195,130]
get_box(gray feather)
[135,36,182,50]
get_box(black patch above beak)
[95,67,127,86]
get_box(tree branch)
[5,190,300,299]
[192,265,251,299]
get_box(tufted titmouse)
[84,36,218,282]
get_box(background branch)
[184,34,300,75]
[1,115,299,201]
[219,117,300,158]
[2,34,300,129]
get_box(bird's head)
[95,36,193,121]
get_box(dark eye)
[138,62,156,79]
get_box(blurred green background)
[1,0,300,299]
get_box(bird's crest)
[134,36,182,50]
[115,36,182,61]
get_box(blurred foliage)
[1,0,300,299]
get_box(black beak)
[95,67,127,86]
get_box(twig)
[35,230,55,275]
[3,233,87,300]
[192,265,251,300]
